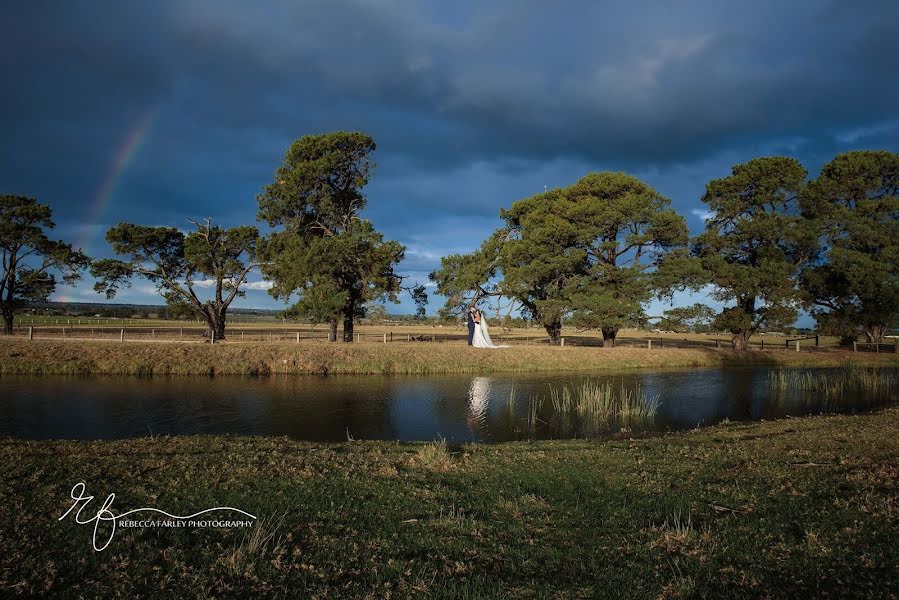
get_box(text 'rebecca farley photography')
[1,1,898,598]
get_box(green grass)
[2,407,898,598]
[2,338,898,376]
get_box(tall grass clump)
[510,390,544,438]
[768,366,897,401]
[545,380,660,437]
[413,437,454,471]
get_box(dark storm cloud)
[1,0,898,313]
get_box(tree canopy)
[693,157,814,349]
[0,195,90,334]
[431,172,698,345]
[257,131,424,341]
[91,219,259,340]
[800,150,899,343]
[561,172,697,345]
[656,303,717,333]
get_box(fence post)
[795,341,800,352]
[383,333,387,343]
[715,340,720,349]
[390,332,393,342]
[815,335,819,347]
[647,339,652,349]
[560,337,565,347]
[120,328,124,343]
[407,333,411,342]
[761,339,764,350]
[875,343,880,353]
[62,327,66,340]
[211,331,215,344]
[180,328,183,341]
[296,332,300,344]
[852,341,857,352]
[28,326,33,341]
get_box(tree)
[694,157,814,349]
[431,188,580,345]
[163,297,198,321]
[561,173,696,346]
[431,173,697,346]
[257,131,424,342]
[0,195,90,334]
[800,150,899,343]
[365,303,389,323]
[656,303,716,332]
[91,219,259,340]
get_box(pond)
[0,367,896,442]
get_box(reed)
[767,366,897,402]
[544,379,660,436]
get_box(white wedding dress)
[472,318,510,348]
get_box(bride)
[471,309,510,349]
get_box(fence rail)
[6,325,898,353]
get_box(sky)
[2,0,898,323]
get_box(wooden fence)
[6,325,898,352]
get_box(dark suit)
[467,312,476,346]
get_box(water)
[0,367,895,442]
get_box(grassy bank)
[2,407,898,597]
[1,338,897,376]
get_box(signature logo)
[59,482,257,551]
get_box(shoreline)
[4,407,898,597]
[1,337,897,377]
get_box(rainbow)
[56,109,158,303]
[78,108,159,253]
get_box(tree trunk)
[543,320,562,346]
[864,324,887,344]
[201,307,227,341]
[342,309,355,342]
[3,266,15,335]
[328,319,337,342]
[601,327,618,348]
[731,297,755,350]
[731,329,750,350]
[328,319,338,342]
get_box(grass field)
[8,316,860,348]
[1,337,897,376]
[3,406,897,598]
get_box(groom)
[467,306,476,346]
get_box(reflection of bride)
[468,377,491,419]
[472,312,510,349]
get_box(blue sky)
[2,1,898,323]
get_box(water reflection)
[0,367,895,442]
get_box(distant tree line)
[2,144,897,348]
